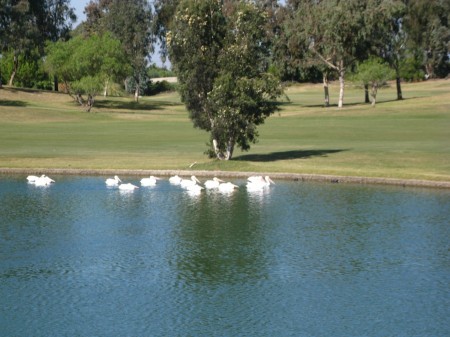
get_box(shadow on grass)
[0,100,28,107]
[235,149,347,162]
[94,99,183,112]
[287,97,418,108]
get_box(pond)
[0,175,449,336]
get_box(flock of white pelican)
[26,174,275,193]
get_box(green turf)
[0,79,449,181]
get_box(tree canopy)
[45,33,129,111]
[0,0,76,87]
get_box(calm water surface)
[0,175,449,336]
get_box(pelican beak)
[269,178,275,185]
[195,177,201,184]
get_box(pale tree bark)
[310,47,346,108]
[8,55,19,86]
[338,63,345,109]
[103,79,109,97]
[212,137,235,160]
[225,137,234,160]
[212,139,225,160]
[370,83,378,106]
[134,85,139,102]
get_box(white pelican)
[180,176,201,189]
[140,176,160,187]
[118,183,139,191]
[218,181,239,193]
[27,175,42,183]
[246,175,274,190]
[204,177,224,189]
[186,183,204,193]
[169,175,182,185]
[105,175,121,186]
[33,175,55,186]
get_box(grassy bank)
[0,80,449,182]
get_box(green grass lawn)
[0,79,449,182]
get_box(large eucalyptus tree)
[168,0,283,160]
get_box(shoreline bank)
[1,168,449,189]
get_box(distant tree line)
[1,0,448,93]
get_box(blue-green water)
[0,175,449,336]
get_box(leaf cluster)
[45,33,130,96]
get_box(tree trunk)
[53,75,58,92]
[86,94,94,112]
[396,76,403,100]
[134,85,139,102]
[225,138,234,160]
[371,83,378,106]
[8,55,19,86]
[212,138,234,160]
[212,139,225,160]
[323,73,329,107]
[364,84,370,103]
[338,66,345,108]
[104,79,109,97]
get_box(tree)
[45,33,129,111]
[0,0,76,88]
[403,0,450,79]
[0,0,38,86]
[169,0,283,160]
[82,0,112,36]
[351,57,394,106]
[363,0,406,100]
[286,0,398,108]
[103,0,154,102]
[82,0,154,101]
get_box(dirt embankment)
[1,168,449,189]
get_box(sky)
[70,0,168,68]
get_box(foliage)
[169,0,283,160]
[45,33,129,110]
[0,0,76,87]
[351,57,394,106]
[0,48,52,89]
[403,0,450,79]
[144,80,176,96]
[103,0,154,102]
[400,56,426,82]
[146,64,174,78]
